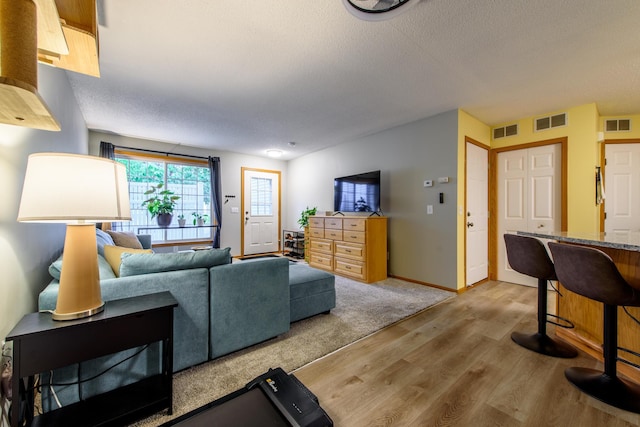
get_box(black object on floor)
[160,367,333,427]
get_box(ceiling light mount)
[342,0,420,21]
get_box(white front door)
[466,141,489,286]
[242,168,280,256]
[605,143,640,235]
[497,144,561,286]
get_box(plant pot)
[157,213,173,228]
[196,218,205,227]
[178,219,186,227]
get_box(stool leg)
[565,303,640,414]
[510,278,578,358]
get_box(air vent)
[605,118,631,132]
[493,123,518,139]
[535,113,567,131]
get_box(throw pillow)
[104,245,153,277]
[119,247,231,277]
[49,254,117,281]
[105,230,143,249]
[96,228,116,256]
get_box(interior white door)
[242,169,280,255]
[497,144,561,286]
[605,143,640,235]
[466,142,489,286]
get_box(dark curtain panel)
[208,156,222,248]
[99,141,115,159]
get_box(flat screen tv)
[334,170,381,213]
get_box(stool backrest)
[504,234,555,280]
[548,242,640,306]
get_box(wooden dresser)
[308,215,387,283]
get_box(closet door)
[497,144,561,286]
[605,143,640,235]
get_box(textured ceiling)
[68,0,640,159]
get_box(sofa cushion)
[289,263,336,300]
[104,245,153,277]
[95,228,116,256]
[119,247,231,277]
[48,254,117,281]
[106,230,144,249]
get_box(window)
[250,177,273,216]
[112,152,214,244]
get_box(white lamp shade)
[17,153,131,222]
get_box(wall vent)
[493,123,518,139]
[535,113,567,131]
[605,118,631,132]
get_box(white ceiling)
[68,0,640,159]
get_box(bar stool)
[549,242,640,414]
[504,234,577,358]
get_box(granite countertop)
[516,230,640,252]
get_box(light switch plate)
[424,180,433,187]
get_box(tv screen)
[334,170,381,213]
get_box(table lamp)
[17,153,131,320]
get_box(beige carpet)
[132,275,454,426]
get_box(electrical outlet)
[423,180,433,187]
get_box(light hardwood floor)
[294,281,640,426]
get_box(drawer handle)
[345,249,351,253]
[346,266,351,270]
[351,235,357,239]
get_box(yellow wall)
[489,103,601,233]
[456,103,612,290]
[456,110,490,290]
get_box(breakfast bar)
[517,230,640,383]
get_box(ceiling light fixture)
[342,0,420,21]
[266,149,283,158]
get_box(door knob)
[467,222,474,228]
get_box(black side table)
[6,291,178,427]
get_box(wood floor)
[294,281,640,426]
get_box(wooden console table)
[518,230,640,383]
[6,291,178,427]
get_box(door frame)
[240,167,282,257]
[488,136,568,280]
[464,136,490,287]
[599,138,640,232]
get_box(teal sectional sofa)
[37,231,335,412]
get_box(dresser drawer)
[309,227,325,239]
[324,218,343,230]
[343,218,365,232]
[324,229,343,240]
[309,253,333,270]
[309,217,325,228]
[335,258,365,281]
[334,241,365,261]
[309,238,332,255]
[343,230,365,244]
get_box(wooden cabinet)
[308,215,387,283]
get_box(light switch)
[427,205,433,214]
[231,207,239,213]
[424,180,433,187]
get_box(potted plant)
[192,212,209,226]
[297,206,317,228]
[298,206,317,263]
[142,183,180,227]
[177,214,186,227]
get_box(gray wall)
[88,132,288,257]
[287,110,459,289]
[0,65,88,341]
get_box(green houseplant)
[298,206,317,228]
[142,183,180,227]
[192,212,209,226]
